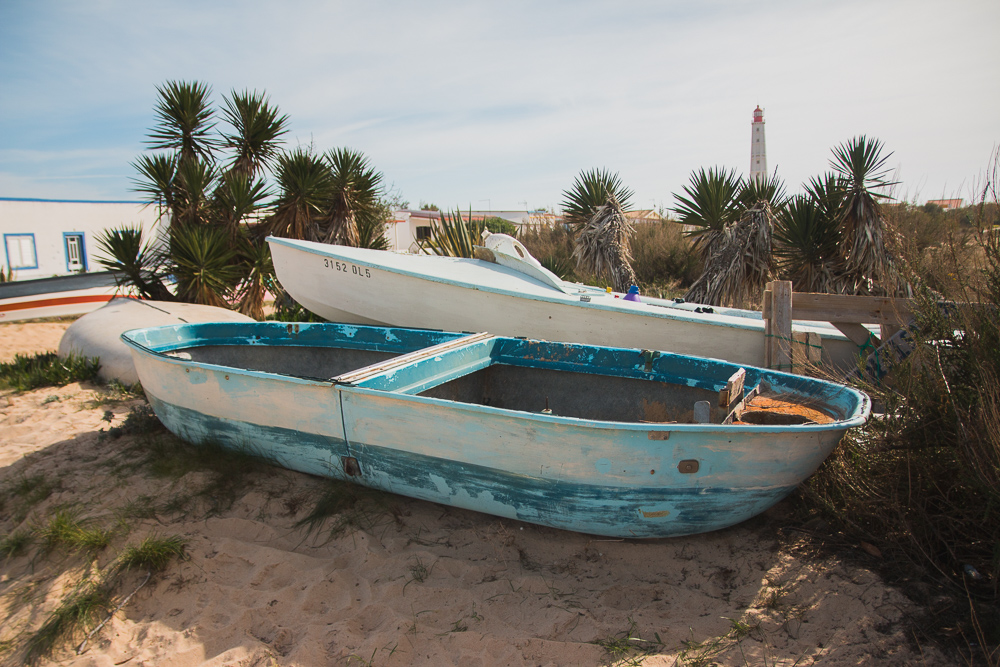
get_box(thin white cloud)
[1,0,997,207]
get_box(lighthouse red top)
[753,106,764,123]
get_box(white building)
[0,198,166,280]
[384,209,556,252]
[750,106,767,182]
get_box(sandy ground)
[0,322,951,666]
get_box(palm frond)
[169,224,241,307]
[319,147,385,246]
[684,203,776,308]
[572,195,637,293]
[561,169,634,229]
[145,80,217,163]
[672,166,743,257]
[421,210,482,258]
[221,90,289,178]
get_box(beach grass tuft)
[594,616,665,666]
[21,582,112,665]
[36,509,113,555]
[0,529,32,558]
[115,534,187,573]
[295,480,396,541]
[0,352,100,392]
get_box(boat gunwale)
[121,323,871,434]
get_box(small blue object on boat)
[121,322,870,539]
[624,285,641,302]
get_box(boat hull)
[267,237,862,369]
[123,322,869,539]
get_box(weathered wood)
[719,367,746,408]
[762,291,912,325]
[764,281,793,371]
[791,331,824,372]
[833,322,878,349]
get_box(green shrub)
[0,352,100,392]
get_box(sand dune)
[0,322,946,665]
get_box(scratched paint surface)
[122,322,869,539]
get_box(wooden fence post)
[764,280,793,372]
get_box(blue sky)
[1,0,998,212]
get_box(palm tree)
[738,170,787,212]
[684,203,776,308]
[94,226,175,301]
[145,80,216,166]
[773,195,842,293]
[261,147,334,241]
[561,168,634,229]
[221,90,289,179]
[830,135,899,294]
[672,166,743,258]
[319,148,385,246]
[572,196,638,293]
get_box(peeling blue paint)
[121,322,870,539]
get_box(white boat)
[267,234,862,369]
[0,271,124,322]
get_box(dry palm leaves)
[684,203,776,308]
[573,196,637,293]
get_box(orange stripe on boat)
[0,294,116,313]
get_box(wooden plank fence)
[762,280,914,375]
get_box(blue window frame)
[63,232,87,272]
[4,233,38,270]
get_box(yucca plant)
[738,170,788,212]
[561,168,634,229]
[684,203,776,308]
[672,166,743,258]
[421,209,481,258]
[145,80,217,165]
[262,147,334,241]
[221,89,288,178]
[572,196,637,293]
[169,224,241,307]
[773,195,842,293]
[213,171,271,239]
[233,236,274,320]
[319,147,385,246]
[94,225,174,300]
[830,135,900,294]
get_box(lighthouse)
[750,106,767,182]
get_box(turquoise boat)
[121,322,870,539]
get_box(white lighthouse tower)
[750,106,767,182]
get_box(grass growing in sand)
[21,581,113,665]
[35,508,114,555]
[114,534,187,573]
[3,473,58,524]
[594,616,665,666]
[295,478,399,542]
[14,532,188,665]
[0,352,100,392]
